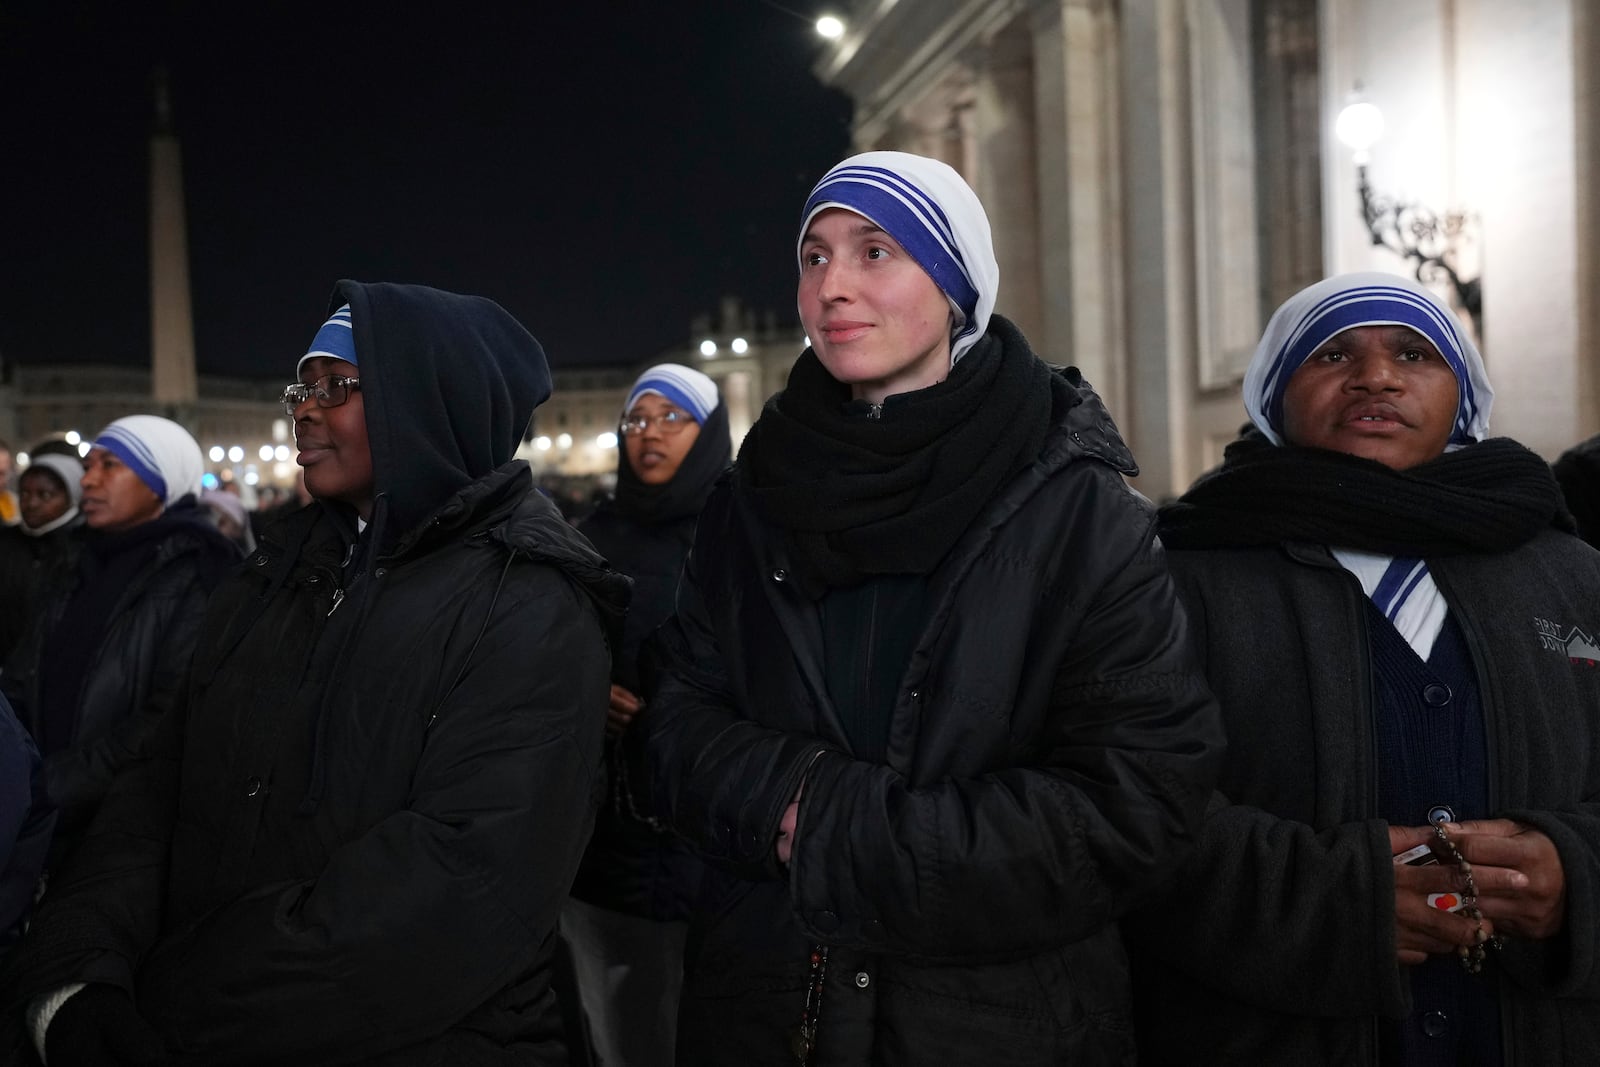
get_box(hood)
[491,475,631,655]
[1048,364,1138,477]
[332,280,551,551]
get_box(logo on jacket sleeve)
[1535,616,1600,667]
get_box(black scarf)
[1158,431,1575,555]
[614,401,732,524]
[736,315,1055,594]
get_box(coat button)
[1422,1010,1449,1038]
[854,971,870,989]
[245,776,263,797]
[908,688,921,701]
[1427,804,1455,826]
[305,574,321,585]
[1422,683,1452,706]
[375,567,388,579]
[771,568,787,583]
[251,554,269,567]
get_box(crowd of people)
[0,149,1595,1066]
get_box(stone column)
[1029,0,1128,417]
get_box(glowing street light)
[1335,101,1385,163]
[596,431,618,450]
[64,430,81,446]
[556,433,573,450]
[227,445,245,463]
[699,339,718,357]
[816,14,844,39]
[731,337,749,354]
[209,446,226,462]
[534,436,552,451]
[258,444,275,461]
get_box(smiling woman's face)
[1280,324,1460,470]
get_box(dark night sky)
[1,3,852,381]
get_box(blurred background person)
[200,486,256,555]
[1132,272,1600,1065]
[0,415,238,866]
[0,440,17,527]
[564,363,730,1067]
[0,454,84,663]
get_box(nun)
[564,363,731,1067]
[1132,272,1600,1065]
[0,415,239,865]
[641,150,1223,1065]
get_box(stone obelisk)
[149,69,198,427]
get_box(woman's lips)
[820,321,871,343]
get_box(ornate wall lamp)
[1335,101,1483,336]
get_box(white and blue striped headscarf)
[1244,271,1493,447]
[91,414,204,507]
[798,151,1000,366]
[624,363,719,424]
[1243,272,1496,660]
[296,304,356,377]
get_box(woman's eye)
[1317,350,1345,362]
[865,246,888,260]
[803,251,827,266]
[1398,348,1426,362]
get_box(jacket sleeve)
[1496,805,1600,998]
[643,534,835,884]
[130,567,610,1064]
[786,527,1223,960]
[1124,798,1413,1017]
[45,560,214,830]
[0,680,184,1010]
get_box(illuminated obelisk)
[148,69,198,426]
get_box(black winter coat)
[569,503,701,920]
[0,520,80,663]
[0,513,234,851]
[1129,533,1600,1065]
[646,372,1223,1065]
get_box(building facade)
[814,0,1600,497]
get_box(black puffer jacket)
[0,508,236,852]
[0,281,629,1065]
[646,369,1223,1065]
[0,519,81,663]
[1129,532,1600,1066]
[569,503,702,920]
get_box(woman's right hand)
[1389,824,1503,965]
[606,684,646,739]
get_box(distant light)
[699,339,718,357]
[274,445,291,461]
[803,335,812,349]
[64,430,81,446]
[258,444,275,461]
[208,446,225,463]
[1335,101,1385,158]
[272,418,289,443]
[596,431,618,450]
[244,471,260,486]
[557,433,573,450]
[15,452,28,467]
[273,462,293,479]
[535,436,552,451]
[816,15,844,39]
[201,472,219,490]
[77,442,91,458]
[227,445,245,463]
[731,337,749,354]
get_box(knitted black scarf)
[1158,431,1575,555]
[736,315,1055,594]
[614,402,732,524]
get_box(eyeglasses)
[618,410,694,436]
[281,374,360,417]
